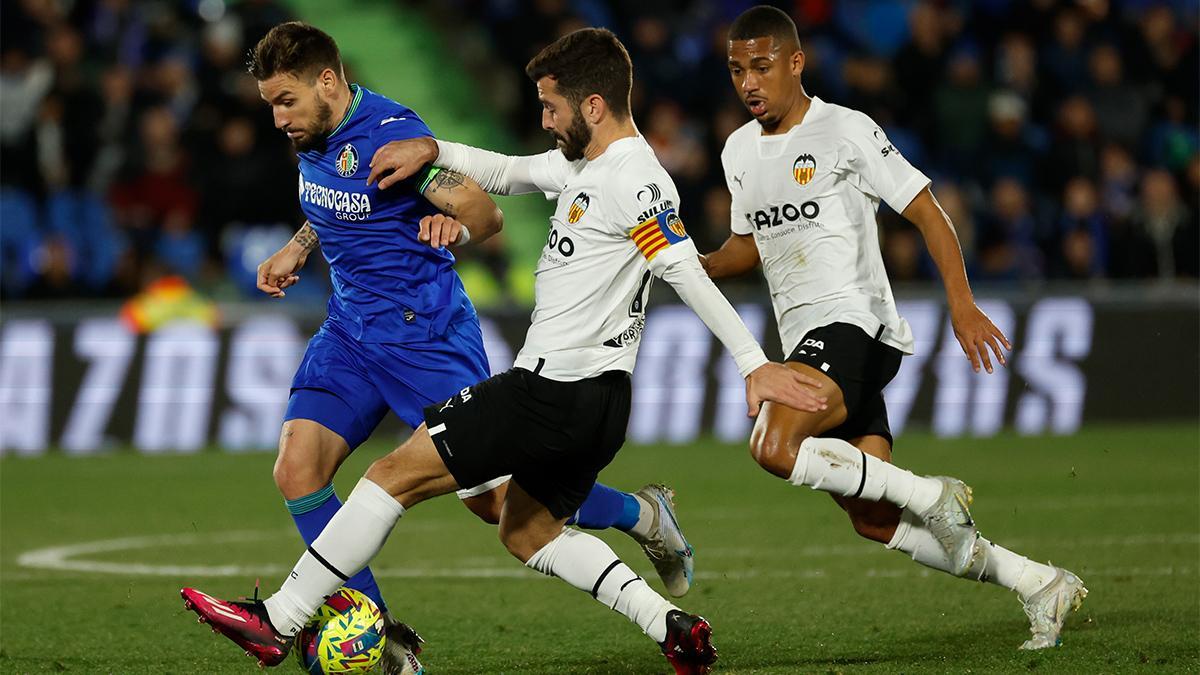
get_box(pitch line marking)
[13,530,1199,580]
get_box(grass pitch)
[2,424,1197,673]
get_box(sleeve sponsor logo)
[873,128,900,157]
[637,183,663,203]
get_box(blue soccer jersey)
[296,84,474,343]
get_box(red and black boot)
[660,610,718,674]
[181,587,293,667]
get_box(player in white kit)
[701,6,1087,651]
[181,28,828,674]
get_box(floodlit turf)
[2,424,1197,673]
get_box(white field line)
[690,492,1198,521]
[700,532,1200,559]
[9,530,1199,580]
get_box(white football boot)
[381,613,426,675]
[633,484,695,598]
[918,476,980,576]
[1018,568,1088,650]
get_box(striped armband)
[630,206,689,261]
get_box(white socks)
[886,509,955,572]
[526,528,674,642]
[265,479,405,635]
[968,537,1057,599]
[887,514,1056,600]
[789,436,943,513]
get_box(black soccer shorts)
[423,367,632,519]
[785,322,903,445]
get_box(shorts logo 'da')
[335,143,359,178]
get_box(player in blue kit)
[239,22,696,673]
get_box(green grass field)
[2,424,1197,674]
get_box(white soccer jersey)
[513,136,699,381]
[721,96,929,355]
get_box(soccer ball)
[294,587,386,674]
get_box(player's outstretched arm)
[659,253,827,416]
[369,138,557,197]
[418,169,503,249]
[700,233,759,279]
[256,221,317,298]
[903,187,1012,373]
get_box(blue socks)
[566,482,642,531]
[286,484,388,613]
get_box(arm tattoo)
[431,169,465,192]
[427,170,467,218]
[292,221,319,251]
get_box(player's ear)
[318,67,337,94]
[791,48,805,77]
[584,94,605,124]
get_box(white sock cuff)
[787,436,820,486]
[349,478,406,522]
[885,510,916,550]
[525,528,571,573]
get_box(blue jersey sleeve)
[368,109,438,193]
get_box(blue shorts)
[284,318,490,450]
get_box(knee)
[498,525,540,564]
[463,493,503,526]
[362,453,407,495]
[363,450,439,508]
[749,425,806,479]
[273,449,331,500]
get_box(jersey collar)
[589,134,643,164]
[760,96,825,140]
[328,84,363,137]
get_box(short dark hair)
[248,21,342,82]
[728,5,801,50]
[525,28,632,119]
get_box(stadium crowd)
[1,0,302,300]
[2,0,1197,302]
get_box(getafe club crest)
[336,143,359,178]
[792,153,816,186]
[568,193,590,223]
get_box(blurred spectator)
[1085,43,1149,149]
[1042,8,1090,94]
[934,44,989,173]
[1042,96,1100,192]
[109,106,200,280]
[978,178,1044,281]
[984,90,1042,186]
[1099,143,1140,221]
[1,0,300,301]
[1055,177,1109,279]
[4,0,1199,301]
[1129,169,1198,278]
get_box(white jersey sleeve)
[608,173,697,275]
[837,113,930,214]
[721,142,754,236]
[434,141,574,199]
[610,171,768,377]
